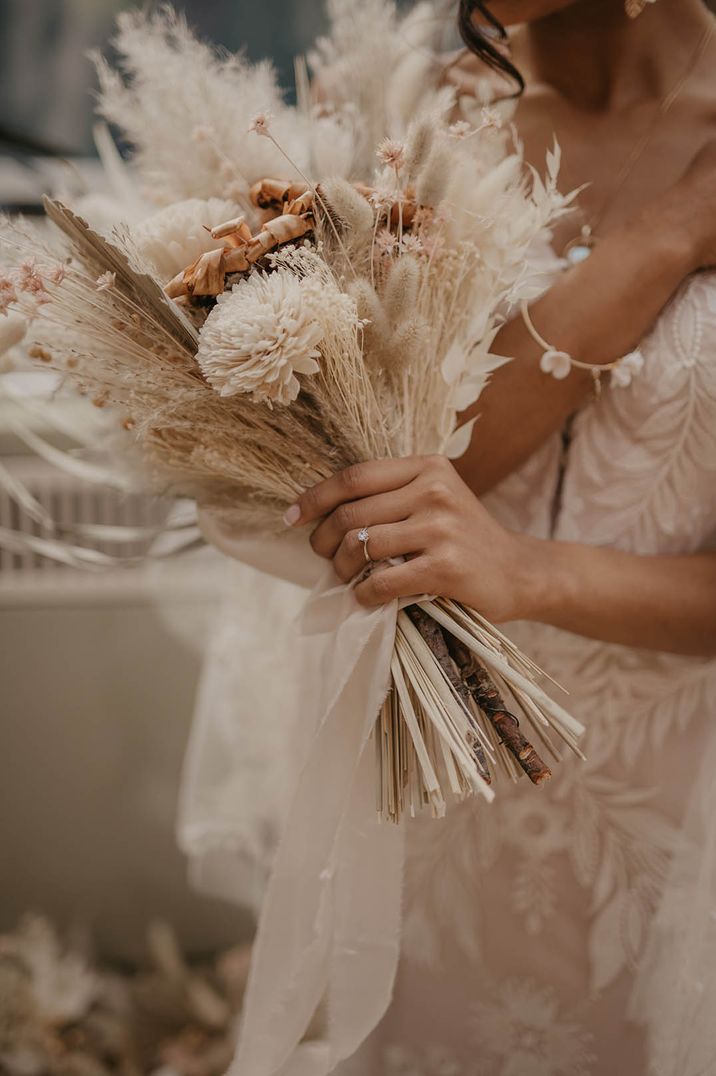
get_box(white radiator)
[0,442,248,963]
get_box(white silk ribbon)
[199,511,405,1076]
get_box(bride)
[272,0,716,1073]
[182,0,716,1073]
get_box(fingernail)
[283,503,301,527]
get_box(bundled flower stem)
[406,605,492,782]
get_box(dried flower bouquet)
[0,4,584,822]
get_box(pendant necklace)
[562,22,713,267]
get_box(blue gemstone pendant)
[565,243,593,266]
[563,226,595,266]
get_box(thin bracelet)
[520,299,644,397]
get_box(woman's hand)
[285,455,716,656]
[285,455,536,618]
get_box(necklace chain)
[564,21,714,259]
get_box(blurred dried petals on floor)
[0,915,252,1076]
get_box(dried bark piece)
[406,605,491,783]
[444,634,552,786]
[249,178,310,211]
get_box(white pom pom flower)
[133,197,242,281]
[197,270,323,406]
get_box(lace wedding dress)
[180,267,716,1076]
[337,271,716,1076]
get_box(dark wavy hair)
[457,1,525,96]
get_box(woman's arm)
[286,456,716,658]
[458,144,716,494]
[522,537,716,656]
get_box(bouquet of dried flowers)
[0,3,583,823]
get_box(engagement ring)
[357,527,371,563]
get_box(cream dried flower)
[480,106,503,131]
[132,197,241,282]
[197,270,323,406]
[376,138,406,171]
[375,229,397,256]
[400,234,424,255]
[249,112,273,137]
[96,271,116,291]
[448,120,473,140]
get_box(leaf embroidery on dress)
[555,272,716,556]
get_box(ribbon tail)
[228,587,399,1076]
[327,746,404,1067]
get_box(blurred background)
[0,0,332,973]
[0,0,327,153]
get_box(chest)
[514,92,714,251]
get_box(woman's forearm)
[521,538,716,656]
[457,198,698,494]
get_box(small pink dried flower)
[16,260,49,299]
[96,271,116,291]
[400,234,424,255]
[44,264,67,285]
[368,183,395,211]
[376,138,406,171]
[248,112,274,138]
[375,229,397,256]
[480,107,503,131]
[0,275,18,316]
[448,120,473,140]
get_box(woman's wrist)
[510,534,579,625]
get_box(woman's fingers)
[309,485,418,558]
[353,556,433,607]
[333,522,422,582]
[285,457,426,527]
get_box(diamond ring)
[357,527,371,563]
